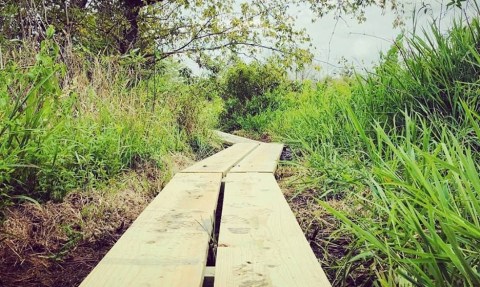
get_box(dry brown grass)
[276,165,374,286]
[0,39,218,286]
[0,155,193,287]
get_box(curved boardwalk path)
[80,132,331,287]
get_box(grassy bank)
[221,17,480,286]
[1,10,479,287]
[0,31,222,207]
[0,30,222,286]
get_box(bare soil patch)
[0,156,193,287]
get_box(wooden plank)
[204,266,215,278]
[80,173,222,287]
[182,143,259,175]
[215,173,331,287]
[230,143,284,173]
[214,130,260,144]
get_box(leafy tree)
[6,0,471,67]
[3,1,313,66]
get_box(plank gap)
[207,180,225,266]
[203,267,215,287]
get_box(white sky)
[185,0,476,77]
[297,0,470,76]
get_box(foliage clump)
[0,31,221,206]
[219,60,291,132]
[219,15,480,287]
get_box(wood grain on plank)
[214,130,260,144]
[230,143,284,173]
[182,143,259,175]
[80,172,222,287]
[215,173,331,287]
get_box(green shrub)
[219,60,288,131]
[0,37,221,205]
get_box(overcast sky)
[296,0,475,77]
[186,0,475,77]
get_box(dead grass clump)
[277,165,374,286]
[0,163,166,287]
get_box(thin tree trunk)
[120,0,162,53]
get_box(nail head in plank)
[182,143,259,175]
[230,143,284,173]
[215,173,331,287]
[80,172,222,287]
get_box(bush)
[219,60,289,131]
[0,37,221,205]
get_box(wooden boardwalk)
[80,133,331,287]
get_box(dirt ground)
[0,155,193,287]
[0,176,153,286]
[0,151,369,286]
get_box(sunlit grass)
[0,36,221,206]
[227,16,480,286]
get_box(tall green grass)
[356,18,480,128]
[0,32,221,206]
[321,18,480,286]
[220,15,480,286]
[321,108,480,286]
